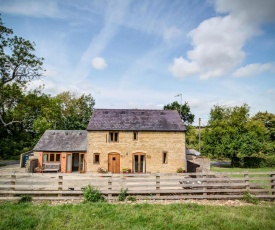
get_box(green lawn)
[211,166,275,173]
[0,202,275,230]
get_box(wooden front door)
[108,153,120,173]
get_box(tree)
[251,112,275,154]
[164,101,195,126]
[164,101,195,148]
[0,15,44,128]
[0,88,52,159]
[202,104,266,165]
[55,91,95,130]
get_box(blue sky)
[1,0,275,125]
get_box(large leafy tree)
[202,104,266,165]
[33,91,95,133]
[0,16,96,159]
[55,91,95,130]
[0,16,45,158]
[0,15,44,129]
[164,101,195,147]
[164,101,195,126]
[251,112,275,154]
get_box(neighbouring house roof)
[87,109,186,132]
[186,149,201,156]
[33,130,87,152]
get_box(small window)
[43,153,60,163]
[43,154,48,162]
[50,154,55,162]
[56,154,61,162]
[94,153,100,164]
[133,132,138,140]
[163,152,168,164]
[109,132,119,142]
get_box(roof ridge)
[93,108,176,112]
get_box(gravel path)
[26,199,275,207]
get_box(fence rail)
[0,172,275,201]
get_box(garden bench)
[42,163,61,172]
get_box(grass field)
[211,166,275,173]
[0,202,275,230]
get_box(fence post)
[271,173,275,196]
[244,173,250,191]
[156,174,160,197]
[202,174,207,198]
[108,176,112,200]
[10,175,16,197]
[58,175,63,197]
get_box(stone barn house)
[32,109,186,173]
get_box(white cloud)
[169,57,200,78]
[233,63,275,78]
[215,0,275,25]
[91,57,107,70]
[169,0,275,80]
[74,1,129,78]
[0,0,62,18]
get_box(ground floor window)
[43,153,61,162]
[163,151,168,164]
[94,153,100,164]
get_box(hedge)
[243,156,275,168]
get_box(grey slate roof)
[186,148,201,156]
[33,130,87,152]
[87,109,186,132]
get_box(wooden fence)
[0,172,274,201]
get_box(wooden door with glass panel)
[79,153,85,173]
[133,153,146,173]
[108,153,120,173]
[66,153,85,173]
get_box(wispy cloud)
[0,0,63,18]
[74,1,130,79]
[233,63,275,78]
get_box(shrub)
[243,157,266,168]
[83,185,105,203]
[264,155,275,167]
[127,196,137,202]
[243,191,259,205]
[97,167,108,173]
[118,188,128,201]
[18,195,32,204]
[177,167,185,173]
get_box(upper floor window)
[133,131,138,140]
[109,132,119,142]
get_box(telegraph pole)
[199,118,201,153]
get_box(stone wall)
[87,131,186,173]
[187,156,210,172]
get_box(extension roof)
[33,130,87,152]
[87,109,186,132]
